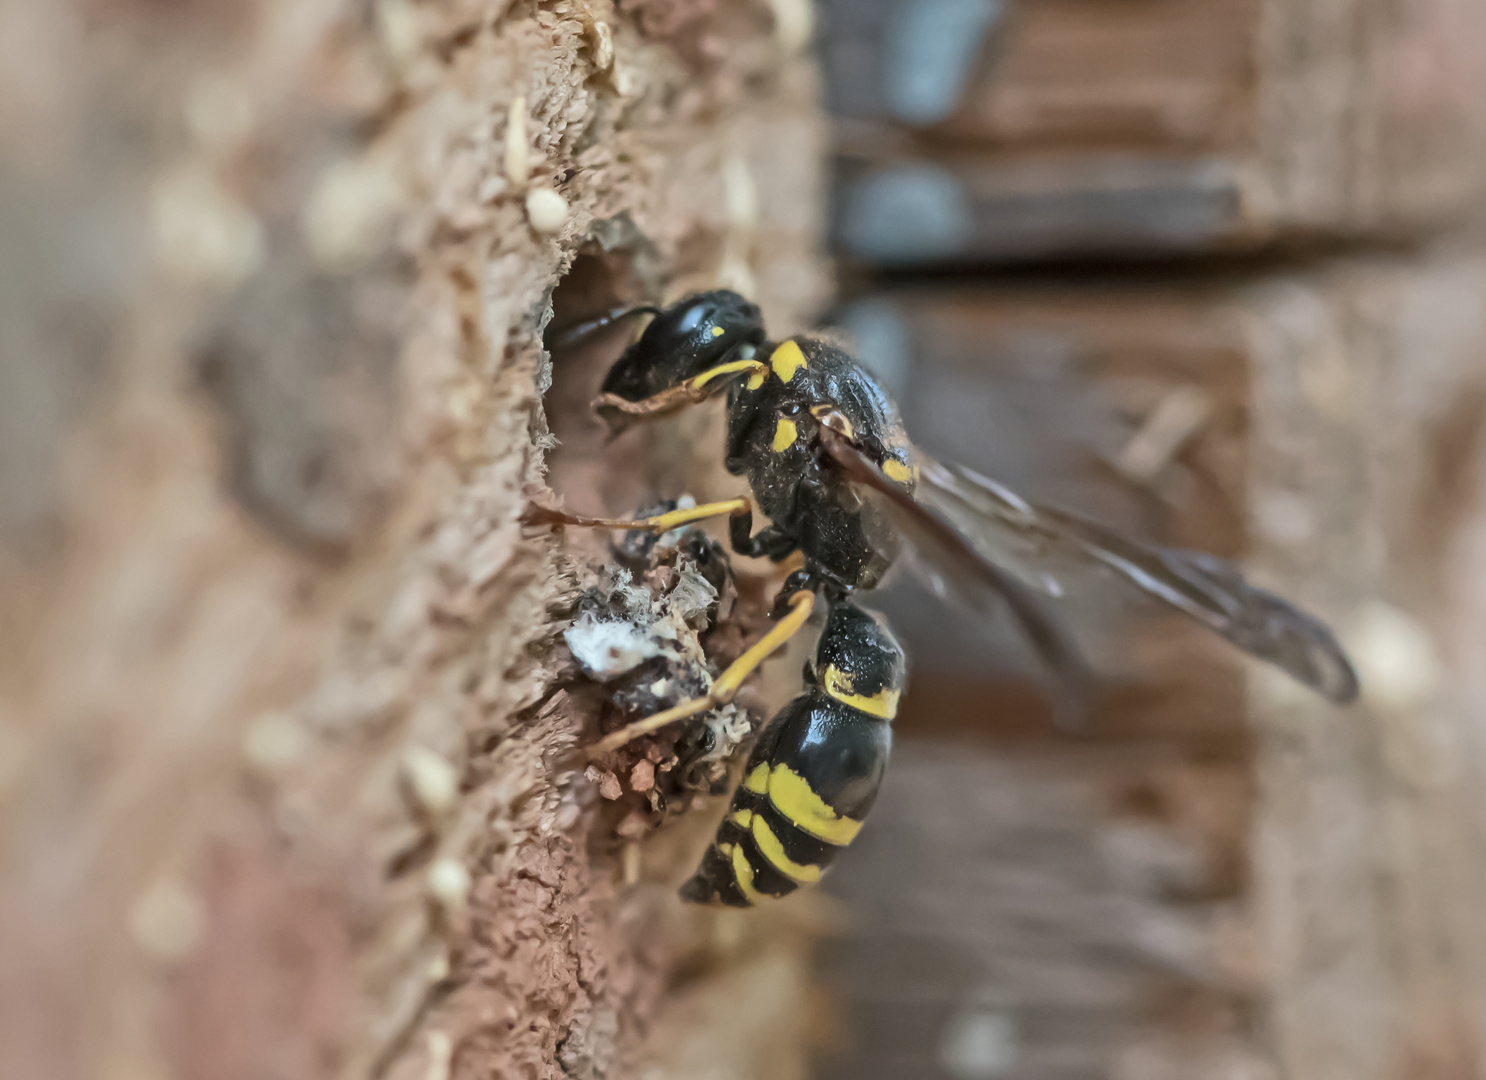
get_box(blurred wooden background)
[811,2,1486,1079]
[5,2,1486,1079]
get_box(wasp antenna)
[547,304,662,352]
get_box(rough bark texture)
[0,3,827,1080]
[818,254,1486,1080]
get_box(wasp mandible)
[527,290,1359,907]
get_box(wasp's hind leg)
[586,585,817,757]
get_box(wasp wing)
[818,429,1095,726]
[915,453,1361,704]
[821,429,1359,705]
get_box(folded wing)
[820,428,1359,705]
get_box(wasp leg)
[523,497,753,534]
[728,502,799,562]
[593,358,769,434]
[586,589,817,758]
[548,305,662,352]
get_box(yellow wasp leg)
[586,589,817,758]
[592,358,769,430]
[689,358,770,389]
[523,497,750,533]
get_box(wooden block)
[817,251,1486,1080]
[822,0,1486,262]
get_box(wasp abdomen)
[680,695,893,906]
[681,601,905,907]
[680,623,897,903]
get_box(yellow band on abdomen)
[723,842,764,904]
[749,814,823,883]
[821,664,900,720]
[764,763,862,846]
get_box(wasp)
[528,290,1359,907]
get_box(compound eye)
[675,303,708,333]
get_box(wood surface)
[0,3,828,1080]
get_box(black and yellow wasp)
[529,290,1359,908]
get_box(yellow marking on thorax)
[722,842,764,904]
[771,417,799,452]
[744,764,769,794]
[710,325,725,338]
[746,370,767,391]
[881,459,917,486]
[729,809,755,829]
[748,814,823,883]
[765,763,862,846]
[769,340,807,383]
[822,664,900,720]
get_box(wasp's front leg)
[592,356,767,436]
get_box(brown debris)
[629,759,655,793]
[586,766,624,801]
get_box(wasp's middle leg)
[523,496,756,535]
[727,501,799,562]
[525,478,799,562]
